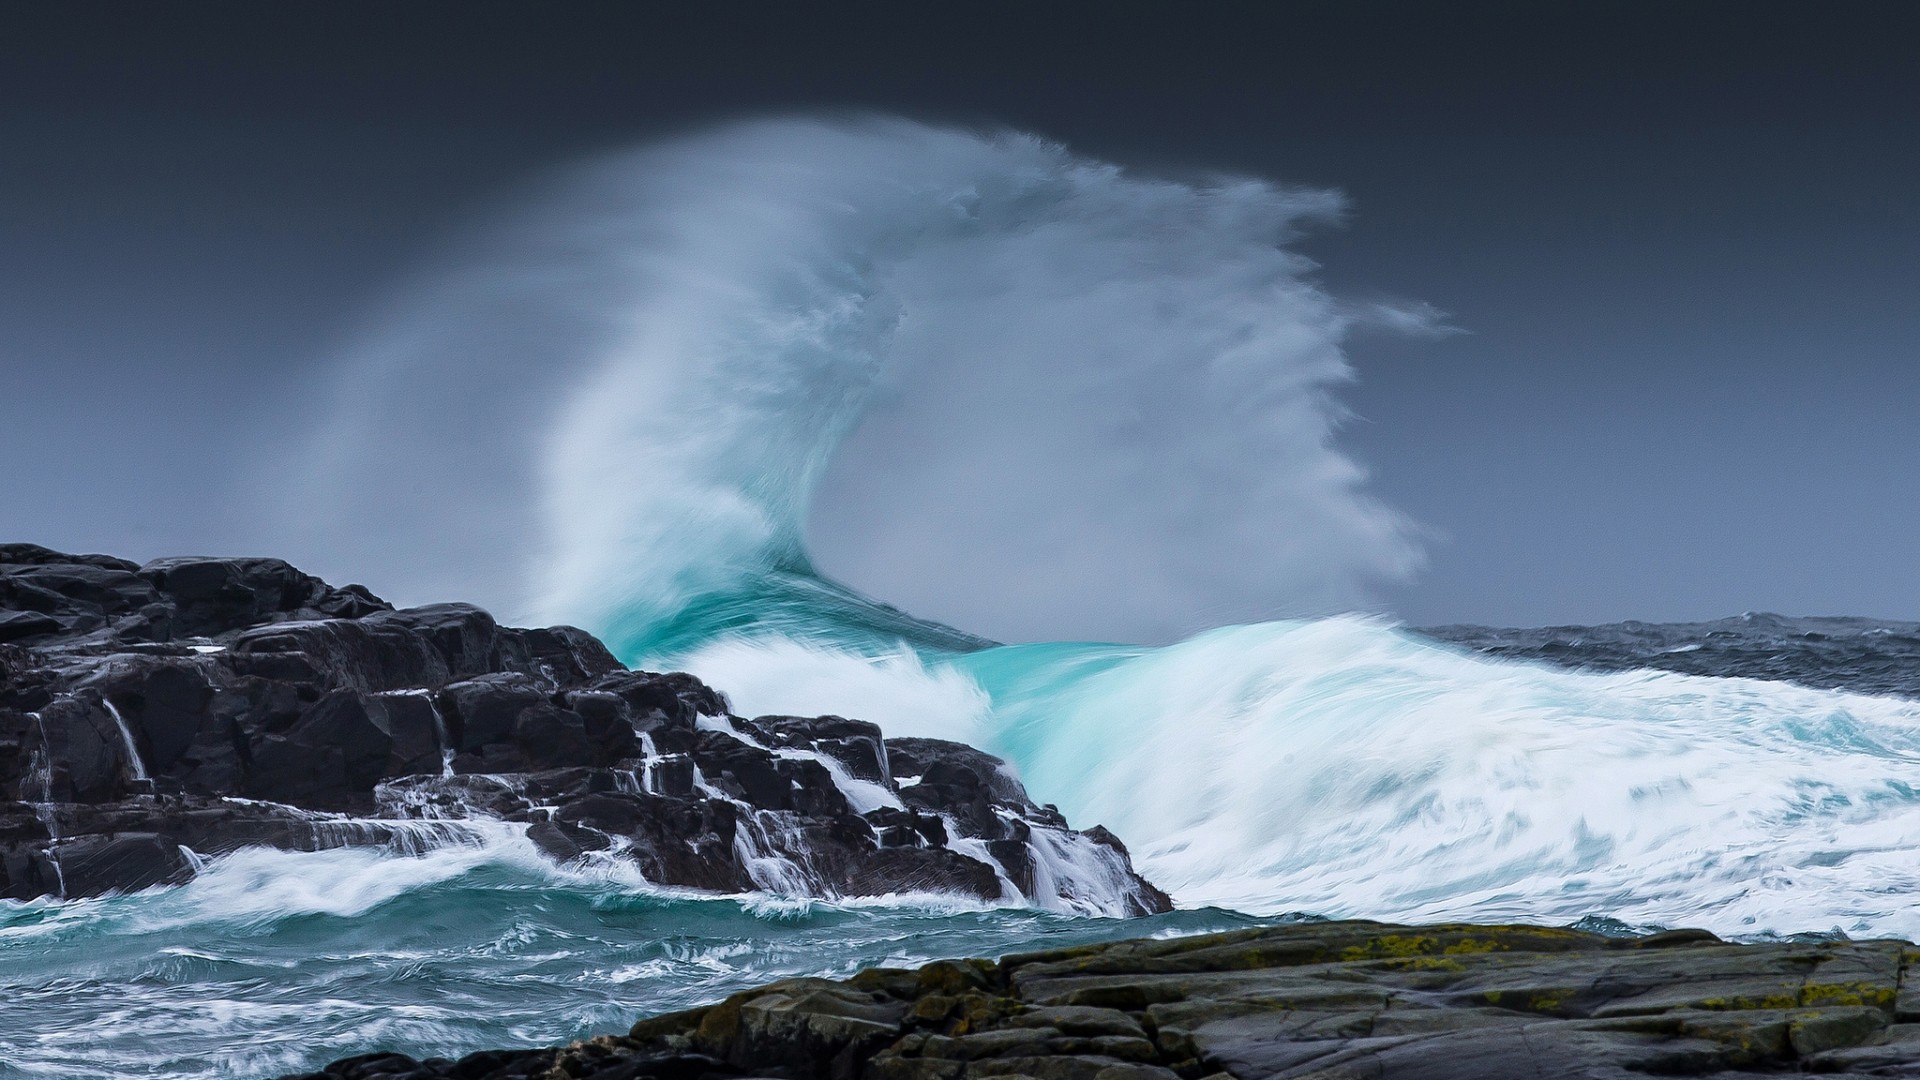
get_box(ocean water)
[0,836,1263,1078]
[1423,614,1920,700]
[9,618,1919,1079]
[682,615,1920,933]
[10,119,1919,1077]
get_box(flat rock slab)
[279,919,1920,1079]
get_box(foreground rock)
[0,544,1168,914]
[281,919,1920,1080]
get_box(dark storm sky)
[4,1,1917,627]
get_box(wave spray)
[287,117,1920,940]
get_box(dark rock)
[695,731,804,811]
[362,692,450,779]
[520,624,625,683]
[1,544,139,571]
[986,839,1036,897]
[141,556,388,638]
[890,739,1035,842]
[756,714,890,782]
[86,659,216,772]
[566,690,643,762]
[526,817,609,863]
[590,669,726,727]
[441,673,546,753]
[2,561,158,619]
[0,610,64,643]
[293,918,1920,1080]
[33,694,136,803]
[52,832,194,895]
[240,690,394,806]
[888,739,1029,805]
[848,846,1004,901]
[1,546,1169,914]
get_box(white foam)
[680,637,990,743]
[660,613,1920,938]
[805,752,902,815]
[136,822,538,923]
[100,697,149,782]
[982,617,1920,937]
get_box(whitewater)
[8,117,1920,1078]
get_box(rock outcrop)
[0,544,1168,915]
[279,919,1920,1080]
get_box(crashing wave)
[275,117,1920,939]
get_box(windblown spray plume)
[293,117,1425,647]
[289,116,1920,935]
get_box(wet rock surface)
[0,545,1168,914]
[280,919,1920,1080]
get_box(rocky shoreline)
[27,546,1920,1078]
[0,544,1167,914]
[278,918,1920,1080]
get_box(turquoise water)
[672,615,1920,935]
[0,838,1263,1079]
[14,607,1920,1079]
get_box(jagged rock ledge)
[0,544,1169,915]
[280,919,1920,1080]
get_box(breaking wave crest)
[293,115,1425,646]
[686,619,1920,938]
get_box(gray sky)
[3,2,1917,628]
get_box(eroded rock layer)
[283,920,1920,1080]
[0,544,1168,915]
